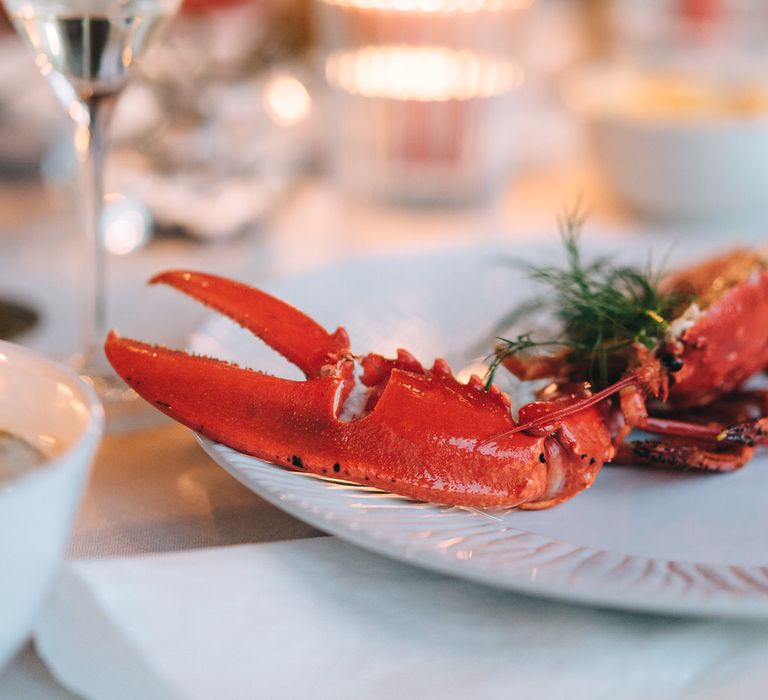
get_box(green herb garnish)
[492,207,684,388]
[483,334,566,390]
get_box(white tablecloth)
[26,538,768,700]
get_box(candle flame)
[325,46,524,101]
[319,0,533,13]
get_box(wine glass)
[2,0,180,427]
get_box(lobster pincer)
[105,271,615,509]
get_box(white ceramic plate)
[191,245,768,619]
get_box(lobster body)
[662,251,768,407]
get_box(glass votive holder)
[314,0,533,206]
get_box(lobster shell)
[663,250,768,407]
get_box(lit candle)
[316,0,532,203]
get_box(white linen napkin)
[35,538,768,700]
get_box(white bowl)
[563,63,768,223]
[0,341,103,670]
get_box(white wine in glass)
[3,0,180,427]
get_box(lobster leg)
[717,390,768,420]
[718,419,768,448]
[630,416,724,441]
[620,439,755,473]
[151,271,351,378]
[615,387,761,468]
[644,389,768,448]
[699,390,768,447]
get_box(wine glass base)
[73,363,169,433]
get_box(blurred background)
[2,0,768,357]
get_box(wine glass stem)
[74,93,117,374]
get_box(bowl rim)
[561,61,768,130]
[0,340,104,492]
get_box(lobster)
[104,248,768,510]
[497,247,768,471]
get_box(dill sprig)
[483,334,566,389]
[492,207,683,388]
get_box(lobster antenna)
[480,372,640,445]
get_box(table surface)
[0,143,758,697]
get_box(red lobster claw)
[105,271,613,508]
